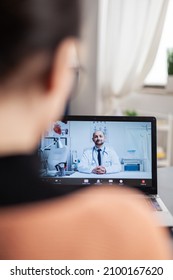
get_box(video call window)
[39,120,152,180]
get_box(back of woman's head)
[0,0,80,82]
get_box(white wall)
[119,91,173,115]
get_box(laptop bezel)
[61,115,157,195]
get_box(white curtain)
[97,0,169,114]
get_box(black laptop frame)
[40,115,157,195]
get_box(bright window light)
[144,0,173,86]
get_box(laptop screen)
[39,116,157,194]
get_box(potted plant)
[166,48,173,92]
[124,110,138,116]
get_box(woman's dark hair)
[0,0,80,82]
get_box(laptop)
[39,115,173,227]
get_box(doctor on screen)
[78,130,121,174]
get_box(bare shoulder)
[0,186,171,259]
[44,186,172,259]
[55,186,171,260]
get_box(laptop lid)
[39,116,157,195]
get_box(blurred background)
[69,0,173,167]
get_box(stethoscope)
[91,146,108,164]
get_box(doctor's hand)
[92,166,106,174]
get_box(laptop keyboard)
[149,197,162,211]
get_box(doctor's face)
[92,131,105,147]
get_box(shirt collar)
[94,145,105,151]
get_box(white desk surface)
[66,171,151,179]
[46,170,151,178]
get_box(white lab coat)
[78,146,121,174]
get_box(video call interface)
[39,120,153,188]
